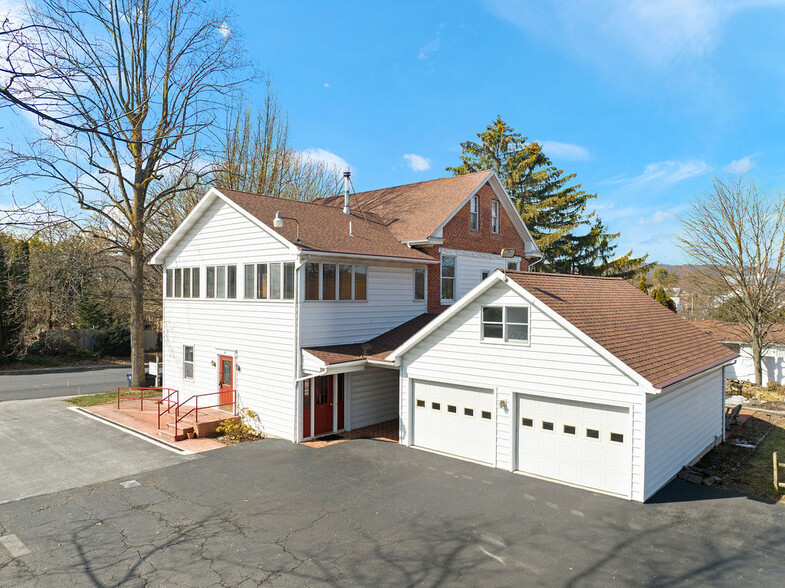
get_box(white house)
[152,171,737,502]
[693,320,785,384]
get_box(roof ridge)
[349,169,491,197]
[508,270,625,281]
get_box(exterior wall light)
[273,211,302,243]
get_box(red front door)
[218,355,234,409]
[313,375,333,436]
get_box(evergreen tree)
[651,286,677,312]
[448,117,652,277]
[638,275,649,293]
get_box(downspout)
[527,255,544,271]
[294,256,305,442]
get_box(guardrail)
[116,386,176,412]
[173,390,237,439]
[157,388,180,430]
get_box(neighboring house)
[693,320,785,384]
[152,170,737,502]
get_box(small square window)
[610,432,624,443]
[481,410,492,420]
[563,425,576,435]
[586,428,600,439]
[521,417,533,427]
[416,399,425,408]
[464,408,474,417]
[431,402,441,411]
[447,405,457,414]
[542,421,554,431]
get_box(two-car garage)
[411,380,631,497]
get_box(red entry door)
[218,356,234,409]
[313,376,333,436]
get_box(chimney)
[343,170,351,215]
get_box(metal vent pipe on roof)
[343,170,351,215]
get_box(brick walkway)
[301,419,399,449]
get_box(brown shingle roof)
[318,171,492,242]
[691,320,785,346]
[305,313,439,366]
[216,188,433,262]
[507,272,738,389]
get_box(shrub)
[92,320,131,356]
[216,408,262,443]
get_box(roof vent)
[343,170,351,215]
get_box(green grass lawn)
[64,389,162,407]
[740,421,785,500]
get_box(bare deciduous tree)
[215,84,342,201]
[1,0,249,385]
[678,176,785,385]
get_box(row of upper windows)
[165,263,428,302]
[165,263,295,300]
[469,196,500,233]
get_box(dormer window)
[470,196,479,231]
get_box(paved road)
[0,365,129,401]
[0,411,783,586]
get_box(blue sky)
[4,1,785,264]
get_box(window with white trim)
[470,195,479,230]
[414,268,425,301]
[303,262,367,301]
[491,200,499,233]
[166,267,200,298]
[183,346,194,380]
[204,265,238,299]
[507,261,518,270]
[441,255,456,301]
[481,305,530,343]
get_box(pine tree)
[448,117,651,277]
[651,286,677,312]
[638,275,649,293]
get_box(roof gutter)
[402,237,445,248]
[297,251,437,264]
[654,354,740,390]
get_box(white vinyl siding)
[349,368,399,429]
[441,248,519,302]
[399,281,646,500]
[162,197,297,440]
[644,368,724,500]
[300,262,428,347]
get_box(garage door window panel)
[610,432,624,443]
[586,428,600,440]
[416,399,425,408]
[464,408,474,417]
[542,421,554,431]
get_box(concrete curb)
[0,363,130,376]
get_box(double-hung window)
[183,346,194,380]
[441,255,456,302]
[470,195,479,230]
[414,268,426,301]
[481,306,530,343]
[491,200,499,233]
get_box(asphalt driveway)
[1,423,784,586]
[0,398,196,505]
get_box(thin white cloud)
[299,148,349,171]
[402,153,431,172]
[638,205,688,226]
[218,22,231,39]
[486,0,785,67]
[323,82,330,89]
[724,155,755,174]
[540,140,590,161]
[608,160,711,189]
[418,36,440,60]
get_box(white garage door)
[412,381,495,464]
[516,395,630,496]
